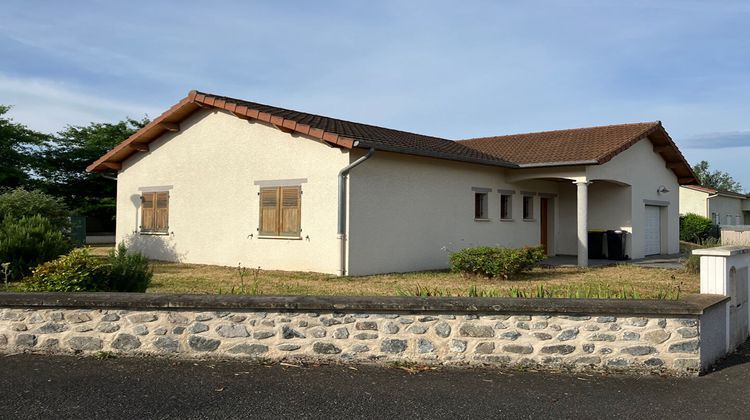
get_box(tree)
[0,105,48,187]
[0,188,70,230]
[691,160,743,193]
[35,117,149,231]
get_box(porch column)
[575,180,589,267]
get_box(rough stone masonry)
[0,306,708,375]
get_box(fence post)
[693,246,750,352]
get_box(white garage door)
[644,205,661,256]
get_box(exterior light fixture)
[657,185,670,194]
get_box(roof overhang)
[86,90,357,173]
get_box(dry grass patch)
[147,261,698,299]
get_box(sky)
[2,1,750,189]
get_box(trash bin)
[587,231,606,259]
[605,230,627,260]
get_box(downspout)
[338,147,376,276]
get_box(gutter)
[337,146,376,276]
[515,160,599,168]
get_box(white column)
[575,180,589,267]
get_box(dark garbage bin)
[605,230,627,260]
[587,231,606,259]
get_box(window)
[523,196,534,220]
[259,186,301,237]
[140,191,169,234]
[474,192,488,220]
[500,194,512,220]
[712,212,718,224]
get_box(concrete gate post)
[693,245,750,352]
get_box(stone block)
[417,338,435,353]
[112,334,141,351]
[475,342,495,354]
[216,324,249,338]
[188,336,221,352]
[540,345,575,355]
[434,322,451,338]
[312,342,342,355]
[381,339,407,354]
[644,330,670,344]
[228,343,268,355]
[67,336,102,351]
[459,324,495,338]
[503,344,533,354]
[16,334,37,348]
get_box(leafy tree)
[692,160,743,193]
[0,105,48,187]
[35,117,149,230]
[0,188,70,230]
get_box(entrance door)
[540,197,549,253]
[644,205,661,255]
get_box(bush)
[102,243,153,292]
[680,213,716,243]
[0,188,70,231]
[0,215,72,280]
[449,246,547,279]
[24,248,104,292]
[23,244,152,292]
[685,237,722,274]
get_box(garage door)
[644,205,661,256]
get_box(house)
[87,90,696,276]
[679,185,749,225]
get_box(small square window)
[500,194,512,220]
[474,192,488,220]
[523,196,534,220]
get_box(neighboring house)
[87,90,696,275]
[679,185,749,225]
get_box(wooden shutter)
[155,192,169,232]
[140,191,169,233]
[279,186,301,237]
[141,193,155,231]
[259,188,279,236]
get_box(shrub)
[685,237,721,274]
[0,215,72,280]
[101,243,153,292]
[449,245,547,279]
[680,213,716,243]
[0,188,70,231]
[24,248,104,292]
[23,244,152,292]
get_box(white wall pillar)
[575,180,589,267]
[694,246,750,353]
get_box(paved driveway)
[1,344,749,419]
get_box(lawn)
[147,260,699,299]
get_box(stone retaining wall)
[0,293,729,375]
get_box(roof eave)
[515,160,598,168]
[354,142,518,169]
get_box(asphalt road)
[1,346,750,420]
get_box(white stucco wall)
[707,196,744,226]
[587,138,680,258]
[346,151,559,275]
[679,187,709,218]
[115,109,348,274]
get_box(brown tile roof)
[87,90,696,185]
[87,90,514,172]
[458,122,697,183]
[458,122,658,165]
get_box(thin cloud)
[0,73,160,133]
[681,131,750,149]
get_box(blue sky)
[2,1,749,189]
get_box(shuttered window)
[259,186,301,237]
[141,192,169,234]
